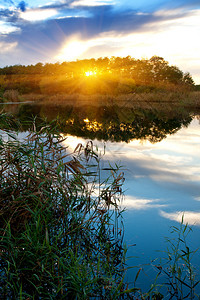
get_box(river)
[1,101,200,294]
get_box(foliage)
[7,103,193,143]
[194,85,200,91]
[0,56,195,96]
[152,218,200,299]
[0,116,134,299]
[3,89,20,102]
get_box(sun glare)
[55,38,89,61]
[85,71,97,76]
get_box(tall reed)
[0,115,133,299]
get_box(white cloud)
[118,9,200,83]
[71,0,115,7]
[55,36,91,61]
[99,118,200,189]
[55,32,121,61]
[20,8,58,21]
[61,134,87,152]
[122,196,166,210]
[0,41,18,54]
[0,21,20,34]
[153,8,185,17]
[160,210,200,226]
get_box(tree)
[183,72,195,86]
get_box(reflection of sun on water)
[84,118,102,131]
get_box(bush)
[3,89,19,102]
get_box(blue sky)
[0,0,200,82]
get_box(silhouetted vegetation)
[0,56,195,96]
[0,103,193,143]
[0,115,131,298]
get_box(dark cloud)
[47,6,188,38]
[18,1,26,12]
[0,5,161,65]
[0,0,199,66]
[0,8,14,17]
[7,8,163,44]
[39,1,72,10]
[1,4,188,64]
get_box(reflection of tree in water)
[14,104,193,143]
[59,106,192,143]
[66,114,192,143]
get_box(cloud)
[71,0,115,7]
[101,118,200,200]
[55,31,126,61]
[0,7,16,19]
[19,8,58,21]
[0,41,18,53]
[18,1,26,12]
[0,21,20,34]
[0,41,20,66]
[55,35,91,60]
[160,210,200,226]
[122,196,166,210]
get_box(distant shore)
[1,91,200,112]
[20,91,200,109]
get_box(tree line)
[0,56,195,95]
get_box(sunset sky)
[0,0,200,83]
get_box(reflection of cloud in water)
[61,134,88,152]
[160,210,200,226]
[61,122,200,199]
[103,120,200,191]
[0,131,29,142]
[122,196,166,210]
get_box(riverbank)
[10,90,197,109]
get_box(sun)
[85,71,97,76]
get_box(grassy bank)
[1,84,200,111]
[0,90,194,111]
[22,91,200,108]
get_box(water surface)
[1,102,200,292]
[63,117,200,291]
